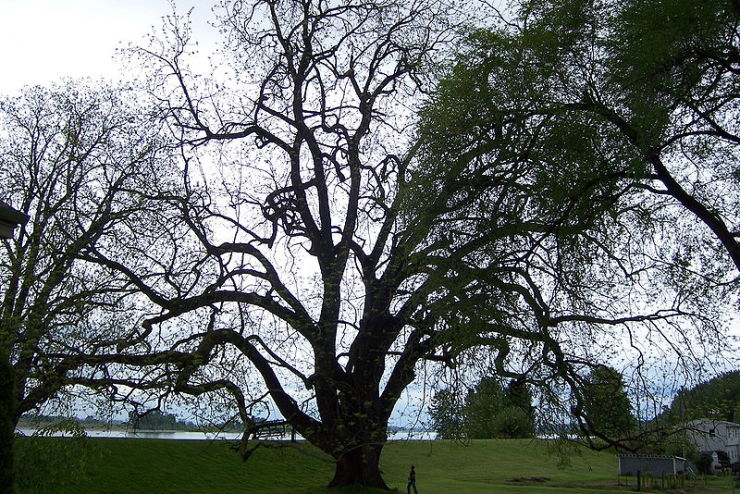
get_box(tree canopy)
[434,0,740,280]
[412,0,738,451]
[0,0,738,490]
[464,378,535,439]
[430,377,535,440]
[578,366,636,440]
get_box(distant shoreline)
[15,425,436,441]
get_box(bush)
[14,420,99,493]
[695,453,713,475]
[490,406,535,439]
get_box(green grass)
[14,437,737,493]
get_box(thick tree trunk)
[329,443,388,490]
[0,355,16,494]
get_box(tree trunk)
[0,355,16,494]
[329,443,388,490]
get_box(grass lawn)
[14,437,737,494]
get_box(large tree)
[429,388,465,440]
[463,377,535,439]
[407,0,738,451]
[0,83,166,493]
[57,0,736,489]
[431,377,535,440]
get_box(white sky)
[0,0,217,94]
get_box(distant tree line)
[661,371,740,425]
[17,414,105,426]
[431,366,640,443]
[127,410,249,433]
[127,410,180,430]
[18,411,249,433]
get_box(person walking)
[407,465,418,494]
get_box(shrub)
[14,420,99,493]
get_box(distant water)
[16,427,436,441]
[16,427,242,441]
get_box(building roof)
[0,201,29,238]
[617,455,688,460]
[688,418,740,428]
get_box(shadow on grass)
[301,486,400,494]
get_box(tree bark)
[329,443,388,490]
[0,354,16,494]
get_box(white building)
[687,418,740,464]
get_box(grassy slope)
[16,437,735,494]
[383,439,615,493]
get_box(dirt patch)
[509,476,551,483]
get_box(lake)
[15,427,436,441]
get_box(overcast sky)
[0,0,217,94]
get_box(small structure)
[618,455,689,477]
[0,201,28,238]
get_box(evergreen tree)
[429,389,464,439]
[580,366,636,439]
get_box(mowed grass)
[15,437,736,494]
